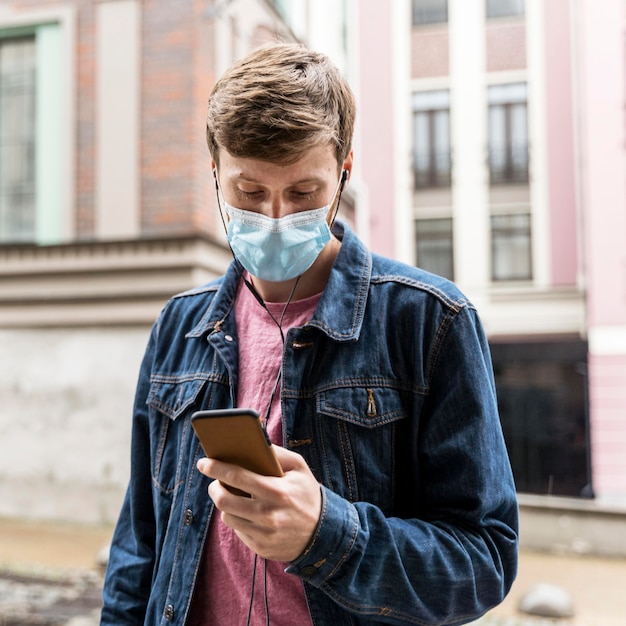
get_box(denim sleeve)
[287,306,519,626]
[100,323,158,625]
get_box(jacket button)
[184,509,194,525]
[301,565,317,576]
[164,604,175,620]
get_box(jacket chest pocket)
[147,374,224,495]
[314,385,409,514]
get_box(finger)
[272,445,306,471]
[207,474,253,509]
[198,457,262,497]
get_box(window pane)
[509,103,528,175]
[432,110,451,182]
[416,218,454,280]
[413,112,431,187]
[487,0,525,18]
[491,214,532,280]
[0,37,36,242]
[488,105,507,174]
[413,0,448,25]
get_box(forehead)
[217,144,339,186]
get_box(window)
[491,213,531,281]
[487,0,525,18]
[412,0,448,26]
[0,18,70,245]
[492,340,591,498]
[415,218,454,280]
[412,90,451,189]
[0,36,36,242]
[488,83,529,184]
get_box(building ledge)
[480,286,586,338]
[0,235,232,327]
[518,492,626,516]
[517,493,626,557]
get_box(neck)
[249,237,341,303]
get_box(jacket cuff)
[286,485,359,585]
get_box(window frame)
[0,34,37,243]
[488,82,529,185]
[412,89,452,190]
[0,7,75,245]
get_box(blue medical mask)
[217,172,346,282]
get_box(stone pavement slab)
[0,568,101,626]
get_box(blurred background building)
[0,0,624,536]
[405,0,626,507]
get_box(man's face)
[213,144,353,219]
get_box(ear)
[341,150,354,182]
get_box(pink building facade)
[577,0,626,499]
[353,0,626,503]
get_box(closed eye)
[291,190,316,200]
[238,190,263,200]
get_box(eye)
[290,189,316,200]
[236,189,263,200]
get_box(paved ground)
[0,518,109,626]
[1,517,625,625]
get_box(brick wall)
[76,0,96,239]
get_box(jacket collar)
[186,221,372,342]
[308,222,371,342]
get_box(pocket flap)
[147,375,207,420]
[317,386,406,429]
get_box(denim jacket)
[101,222,518,626]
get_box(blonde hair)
[207,42,356,167]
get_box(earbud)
[340,169,348,191]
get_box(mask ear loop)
[213,167,266,306]
[328,168,348,229]
[214,167,231,239]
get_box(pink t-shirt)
[187,277,321,625]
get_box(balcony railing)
[489,146,529,184]
[413,150,452,189]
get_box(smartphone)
[191,408,283,495]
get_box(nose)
[269,195,288,219]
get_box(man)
[101,42,518,625]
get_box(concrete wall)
[519,494,626,558]
[0,327,149,524]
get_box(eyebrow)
[233,175,326,187]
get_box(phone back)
[191,409,283,478]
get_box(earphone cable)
[245,554,258,626]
